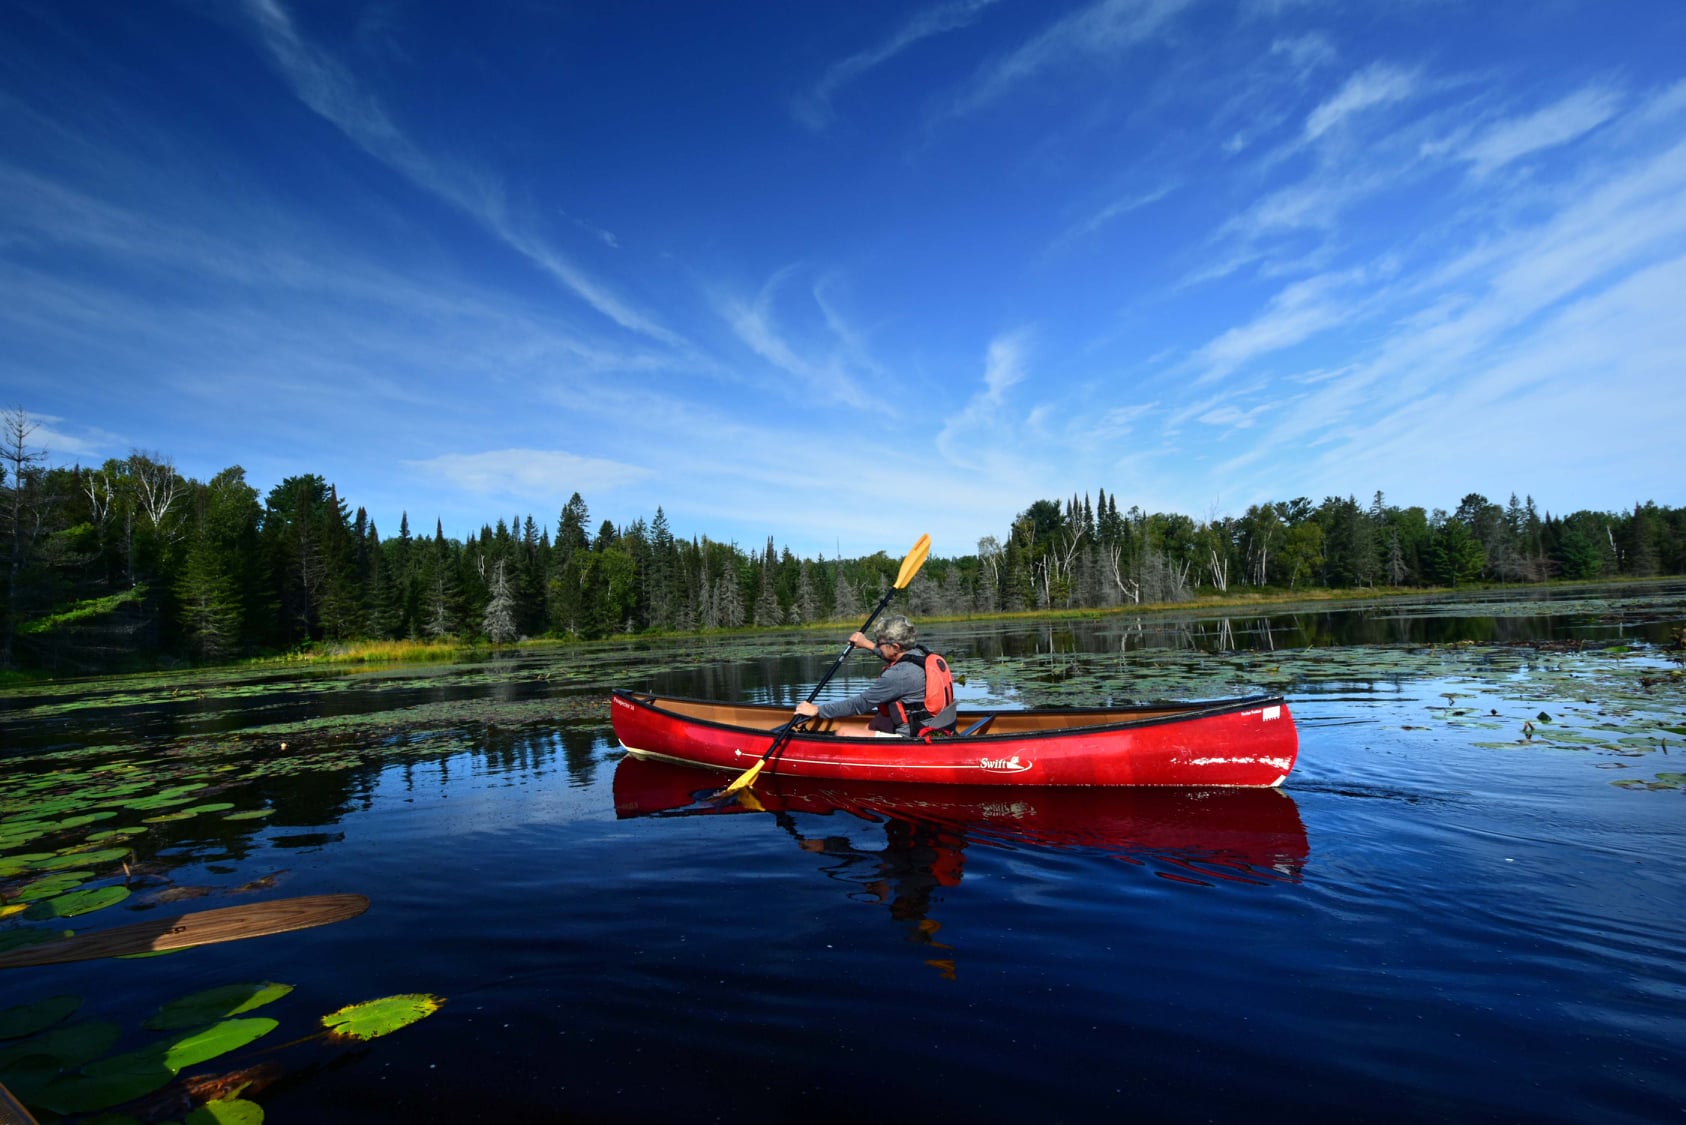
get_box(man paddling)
[794,615,957,737]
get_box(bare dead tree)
[1207,545,1230,593]
[129,451,183,539]
[81,467,115,529]
[482,558,518,645]
[1101,542,1141,604]
[2,407,46,669]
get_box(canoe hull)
[610,689,1298,788]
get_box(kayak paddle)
[717,533,931,796]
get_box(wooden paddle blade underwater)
[894,534,931,589]
[0,893,370,970]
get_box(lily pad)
[35,1017,278,1116]
[0,1019,120,1070]
[16,872,93,902]
[321,994,442,1041]
[0,995,80,1040]
[23,885,130,920]
[38,847,130,872]
[186,1097,266,1124]
[146,983,294,1031]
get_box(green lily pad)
[37,848,130,872]
[145,983,294,1030]
[186,1097,266,1124]
[16,872,93,902]
[0,854,52,879]
[23,885,129,920]
[222,809,274,821]
[0,1019,120,1070]
[321,994,443,1041]
[35,1017,278,1116]
[0,996,80,1040]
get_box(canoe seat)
[959,715,995,737]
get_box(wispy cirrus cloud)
[405,449,653,496]
[1303,62,1418,140]
[721,269,879,409]
[940,0,1192,121]
[1194,268,1375,384]
[935,328,1038,473]
[792,0,1003,130]
[234,0,681,346]
[1446,85,1622,176]
[1052,182,1176,250]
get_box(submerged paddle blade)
[718,759,766,795]
[894,534,931,589]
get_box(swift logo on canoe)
[979,755,1032,773]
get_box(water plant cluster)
[1,985,440,1121]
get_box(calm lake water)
[3,583,1685,1123]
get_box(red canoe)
[610,689,1299,788]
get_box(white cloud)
[1194,270,1369,383]
[404,449,653,495]
[1303,63,1417,140]
[235,0,681,346]
[1454,86,1621,176]
[721,270,877,409]
[943,0,1191,120]
[983,329,1031,400]
[793,0,1002,129]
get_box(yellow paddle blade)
[894,533,931,589]
[734,789,768,812]
[719,758,767,795]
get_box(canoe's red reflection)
[611,753,1309,886]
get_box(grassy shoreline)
[3,575,1676,688]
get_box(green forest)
[4,408,1684,675]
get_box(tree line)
[3,408,1682,674]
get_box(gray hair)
[874,615,917,647]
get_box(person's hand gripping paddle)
[716,534,930,797]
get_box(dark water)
[3,585,1685,1122]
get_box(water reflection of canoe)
[611,755,1309,883]
[611,689,1299,788]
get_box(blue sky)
[4,1,1683,560]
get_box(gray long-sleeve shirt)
[814,658,925,725]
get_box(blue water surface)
[3,593,1684,1123]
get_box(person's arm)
[794,633,889,718]
[810,663,921,719]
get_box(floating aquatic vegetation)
[1613,772,1686,791]
[1,980,444,1121]
[23,885,130,920]
[321,993,443,1041]
[25,1016,279,1115]
[186,1095,266,1123]
[145,983,294,1031]
[0,995,80,1039]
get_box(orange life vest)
[878,645,957,735]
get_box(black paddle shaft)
[768,588,902,752]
